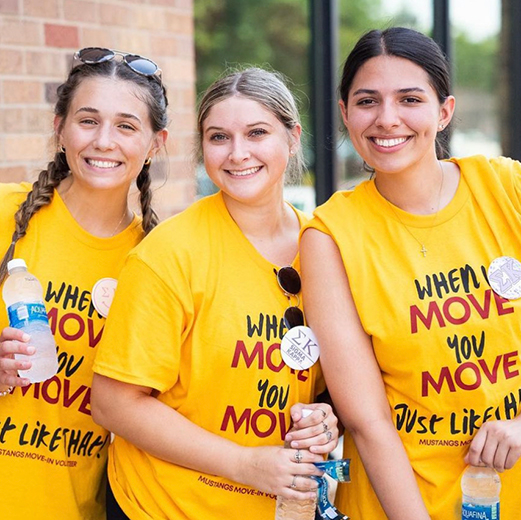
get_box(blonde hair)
[197,67,305,183]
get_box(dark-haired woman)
[0,48,168,520]
[301,27,521,519]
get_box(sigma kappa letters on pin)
[280,326,320,370]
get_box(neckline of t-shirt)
[53,188,142,249]
[213,190,303,273]
[365,161,470,229]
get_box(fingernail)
[22,333,30,341]
[27,347,36,354]
[285,434,293,441]
[290,441,299,448]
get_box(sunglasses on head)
[275,266,305,329]
[72,47,162,84]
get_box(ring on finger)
[326,430,333,442]
[291,475,298,489]
[322,421,328,432]
[294,449,302,463]
[318,408,327,419]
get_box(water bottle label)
[314,459,350,483]
[8,302,50,329]
[312,476,349,520]
[462,502,499,520]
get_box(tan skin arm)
[300,228,430,519]
[91,374,337,499]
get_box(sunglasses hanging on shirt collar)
[274,266,305,329]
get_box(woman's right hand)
[236,444,323,499]
[0,327,34,387]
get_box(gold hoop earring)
[144,157,152,166]
[59,145,66,153]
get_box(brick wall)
[0,0,196,219]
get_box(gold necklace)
[383,161,444,257]
[61,188,129,238]
[111,208,130,237]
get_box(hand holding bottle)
[235,442,323,500]
[2,259,57,384]
[285,403,340,454]
[465,416,521,472]
[0,326,34,387]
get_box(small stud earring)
[438,124,444,130]
[289,149,295,156]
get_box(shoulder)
[0,181,32,203]
[451,155,520,178]
[451,155,521,191]
[300,187,363,238]
[130,193,223,266]
[142,194,220,242]
[313,184,368,221]
[0,182,32,221]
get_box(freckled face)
[201,96,300,207]
[340,55,453,176]
[56,77,165,195]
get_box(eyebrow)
[352,87,426,96]
[74,106,142,122]
[204,121,273,133]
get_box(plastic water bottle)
[461,464,501,520]
[275,409,317,520]
[2,259,57,383]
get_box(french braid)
[0,152,70,285]
[0,57,169,284]
[136,162,159,235]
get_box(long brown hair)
[0,57,169,285]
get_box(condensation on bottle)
[275,409,317,520]
[2,259,58,383]
[461,464,501,520]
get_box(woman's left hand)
[465,416,521,472]
[284,402,339,454]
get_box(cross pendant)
[420,245,427,257]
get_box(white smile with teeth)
[227,166,261,176]
[373,137,408,147]
[87,159,120,168]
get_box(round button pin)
[91,277,118,318]
[487,256,521,300]
[280,325,320,370]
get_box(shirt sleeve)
[490,156,521,213]
[93,252,194,393]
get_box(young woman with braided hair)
[0,48,168,520]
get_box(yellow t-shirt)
[0,183,143,520]
[307,156,521,520]
[93,191,325,520]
